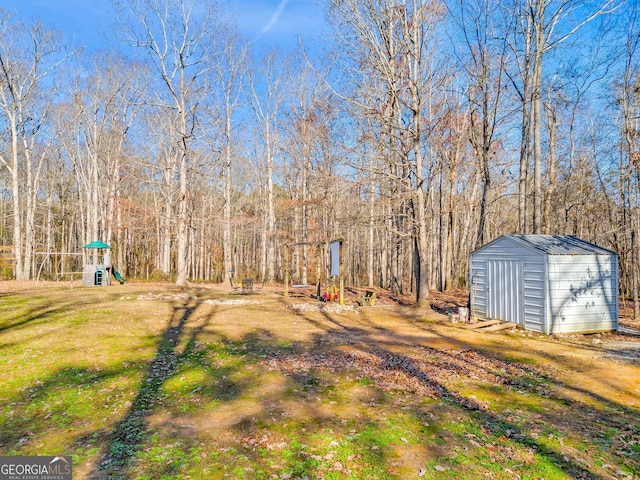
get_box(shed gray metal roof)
[504,234,616,255]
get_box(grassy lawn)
[0,282,639,479]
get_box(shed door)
[487,259,525,325]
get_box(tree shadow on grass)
[190,326,396,479]
[383,307,640,416]
[92,296,211,479]
[0,363,148,454]
[46,293,635,479]
[281,301,635,479]
[0,295,106,333]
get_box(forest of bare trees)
[1,0,639,307]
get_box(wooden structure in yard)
[241,278,254,294]
[284,239,344,305]
[356,290,376,306]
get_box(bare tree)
[249,50,287,282]
[328,0,447,305]
[214,27,247,284]
[508,0,618,233]
[61,51,143,250]
[616,1,640,318]
[449,0,510,248]
[114,0,220,286]
[279,57,333,285]
[0,13,69,279]
[140,110,180,276]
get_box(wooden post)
[316,245,322,300]
[339,240,344,305]
[284,244,289,298]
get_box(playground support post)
[316,245,321,300]
[339,240,344,305]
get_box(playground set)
[35,241,126,286]
[81,241,126,286]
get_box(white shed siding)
[470,235,618,334]
[547,255,618,334]
[487,259,525,325]
[523,261,545,332]
[470,258,488,319]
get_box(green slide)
[112,268,127,285]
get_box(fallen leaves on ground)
[260,342,550,408]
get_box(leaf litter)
[260,344,550,406]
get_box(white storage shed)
[470,235,618,334]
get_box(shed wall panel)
[522,260,546,331]
[547,255,617,333]
[549,319,617,334]
[470,259,488,319]
[471,238,544,325]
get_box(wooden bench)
[356,290,376,306]
[241,278,254,294]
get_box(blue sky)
[1,0,328,51]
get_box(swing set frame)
[283,238,344,305]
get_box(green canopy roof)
[82,241,111,249]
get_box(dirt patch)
[288,302,358,314]
[0,280,29,290]
[601,340,640,363]
[135,292,194,301]
[203,298,264,306]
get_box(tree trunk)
[368,157,375,286]
[633,228,639,320]
[543,101,556,234]
[10,116,24,279]
[531,8,544,234]
[266,124,276,281]
[176,137,189,286]
[223,112,233,282]
[415,190,430,306]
